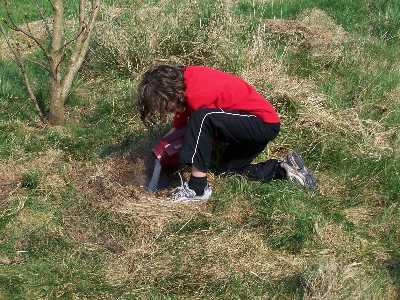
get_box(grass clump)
[21,170,40,190]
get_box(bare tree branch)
[63,26,85,49]
[61,0,100,100]
[25,57,51,73]
[24,15,35,35]
[61,0,85,60]
[34,1,52,40]
[79,0,86,31]
[0,23,45,122]
[0,25,22,67]
[3,11,50,59]
[47,0,55,10]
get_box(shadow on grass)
[383,257,400,296]
[99,126,180,190]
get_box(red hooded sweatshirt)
[172,66,280,129]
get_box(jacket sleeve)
[172,109,190,129]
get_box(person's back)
[173,66,280,129]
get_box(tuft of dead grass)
[344,207,375,226]
[313,222,357,255]
[263,8,347,63]
[0,147,68,229]
[93,0,209,74]
[105,228,305,287]
[0,148,64,186]
[202,230,304,279]
[303,257,394,299]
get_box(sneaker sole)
[173,197,209,203]
[286,152,317,190]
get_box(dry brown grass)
[94,1,208,74]
[343,207,376,226]
[314,222,356,254]
[0,146,64,187]
[0,146,67,233]
[264,8,348,63]
[105,228,305,288]
[217,196,255,225]
[303,257,393,299]
[316,171,348,198]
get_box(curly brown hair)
[137,64,185,124]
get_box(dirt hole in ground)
[104,152,180,191]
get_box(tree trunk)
[48,78,65,125]
[48,0,65,126]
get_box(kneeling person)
[138,65,316,201]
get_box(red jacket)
[173,66,280,128]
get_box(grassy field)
[0,0,399,299]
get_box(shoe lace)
[172,172,195,199]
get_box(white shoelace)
[172,173,196,199]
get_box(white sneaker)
[280,151,317,190]
[171,182,212,202]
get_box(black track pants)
[179,108,286,182]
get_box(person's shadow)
[99,127,181,191]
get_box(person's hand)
[163,127,176,138]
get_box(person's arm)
[163,127,176,138]
[162,108,189,138]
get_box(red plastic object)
[152,128,185,167]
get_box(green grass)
[0,0,135,26]
[1,0,399,298]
